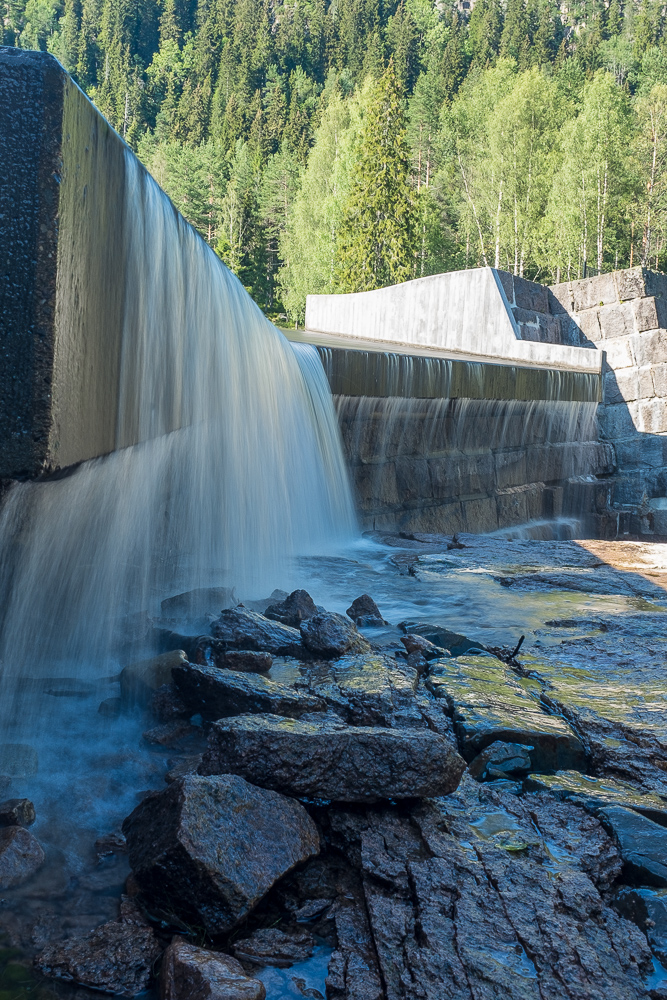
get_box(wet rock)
[345,595,386,628]
[304,653,421,728]
[165,754,203,782]
[401,633,449,659]
[120,650,188,705]
[525,770,667,825]
[212,649,273,673]
[151,683,191,722]
[405,651,428,675]
[212,606,306,657]
[468,741,533,781]
[160,586,237,619]
[265,589,318,627]
[0,825,44,888]
[94,832,127,858]
[173,662,324,719]
[614,886,667,967]
[154,630,212,663]
[599,806,667,886]
[399,621,488,657]
[34,908,161,997]
[200,713,465,802]
[0,744,38,777]
[300,612,371,658]
[142,720,197,747]
[232,927,314,967]
[160,938,266,1000]
[427,654,587,770]
[122,774,320,934]
[98,696,122,717]
[0,798,35,827]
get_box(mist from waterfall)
[0,152,356,684]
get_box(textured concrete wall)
[0,47,128,478]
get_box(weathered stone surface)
[345,594,386,627]
[173,661,324,719]
[199,713,465,802]
[401,632,449,659]
[215,649,273,673]
[525,770,667,825]
[121,650,188,704]
[264,589,318,627]
[304,653,421,727]
[399,620,488,656]
[598,806,667,887]
[160,938,266,1000]
[122,774,320,934]
[300,612,371,658]
[150,682,190,722]
[34,903,161,997]
[0,825,44,888]
[468,741,532,781]
[0,798,35,827]
[427,655,587,770]
[614,886,667,967]
[232,928,314,967]
[160,586,237,620]
[142,720,197,747]
[212,606,305,657]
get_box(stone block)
[611,437,640,470]
[576,309,602,343]
[633,296,661,333]
[524,444,552,483]
[614,267,647,301]
[612,471,647,505]
[645,468,667,497]
[638,399,667,434]
[495,487,529,526]
[600,403,638,438]
[513,276,549,313]
[511,306,539,328]
[603,335,635,369]
[495,269,514,304]
[548,282,573,314]
[555,314,584,346]
[494,450,527,489]
[395,457,432,503]
[638,365,655,398]
[571,273,617,311]
[652,363,667,397]
[645,269,667,301]
[597,302,634,340]
[633,329,667,366]
[462,496,498,533]
[398,501,465,535]
[610,369,639,403]
[351,462,398,511]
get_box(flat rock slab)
[122,774,320,934]
[0,825,44,888]
[212,607,305,657]
[598,805,667,887]
[200,714,465,802]
[160,938,266,1000]
[427,655,586,770]
[526,770,667,825]
[173,662,323,719]
[303,653,421,728]
[614,886,667,967]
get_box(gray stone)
[120,650,188,705]
[513,275,549,312]
[213,649,273,673]
[122,774,320,934]
[468,741,532,781]
[572,272,617,311]
[401,633,449,659]
[200,713,465,802]
[173,661,323,719]
[614,266,647,300]
[300,612,371,658]
[305,653,421,727]
[0,798,36,827]
[525,771,667,825]
[399,621,487,657]
[264,589,318,627]
[598,806,667,886]
[614,887,667,967]
[212,606,306,657]
[0,825,44,888]
[160,586,237,619]
[633,295,663,332]
[160,938,266,1000]
[597,301,634,339]
[346,594,386,627]
[232,928,314,968]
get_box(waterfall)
[0,152,356,683]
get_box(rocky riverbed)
[2,532,667,998]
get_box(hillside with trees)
[4,0,667,319]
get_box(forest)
[4,0,667,320]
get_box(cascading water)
[0,150,356,690]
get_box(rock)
[265,589,318,627]
[614,886,667,967]
[305,653,420,728]
[401,633,449,659]
[151,683,191,722]
[212,649,273,673]
[0,798,36,827]
[34,910,161,997]
[98,696,122,717]
[300,612,371,658]
[165,754,203,783]
[399,621,488,657]
[120,650,188,705]
[427,654,587,770]
[598,806,667,887]
[232,927,314,967]
[345,595,386,628]
[94,832,127,858]
[0,744,38,777]
[525,770,667,825]
[468,741,533,782]
[0,825,44,888]
[173,662,324,719]
[160,938,266,1000]
[405,651,429,675]
[154,630,212,663]
[200,713,465,802]
[122,774,320,934]
[142,721,197,747]
[160,586,237,619]
[212,606,306,657]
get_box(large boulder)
[264,589,318,627]
[122,774,320,934]
[173,662,324,719]
[160,938,265,1000]
[598,806,667,886]
[34,899,161,997]
[120,650,188,705]
[300,612,371,658]
[199,714,466,803]
[212,606,305,657]
[0,797,36,826]
[305,653,421,728]
[346,595,386,627]
[0,825,44,888]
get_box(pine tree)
[335,60,418,290]
[467,0,503,68]
[500,0,532,70]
